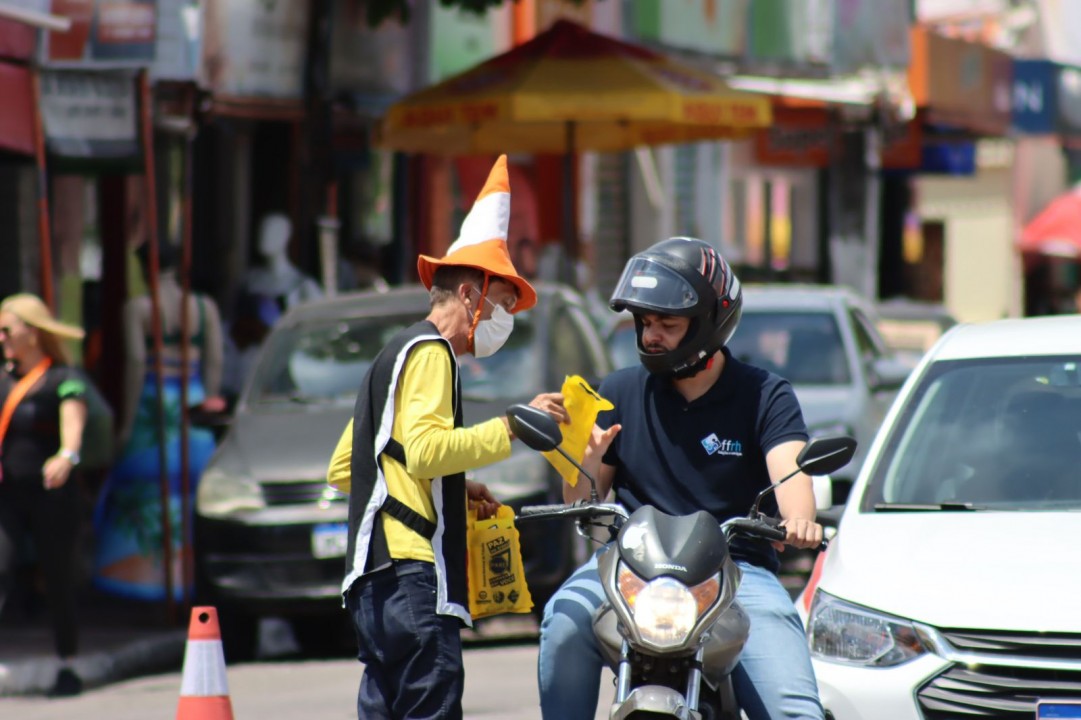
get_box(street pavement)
[0,585,542,698]
[0,587,187,697]
[4,643,615,719]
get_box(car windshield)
[728,311,851,385]
[863,356,1081,511]
[247,311,541,407]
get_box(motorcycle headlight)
[807,591,926,667]
[617,563,713,649]
[634,578,698,648]
[197,466,265,518]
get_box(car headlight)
[807,591,926,667]
[197,466,265,517]
[617,562,718,649]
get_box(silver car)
[194,283,611,659]
[729,285,910,495]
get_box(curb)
[0,630,187,697]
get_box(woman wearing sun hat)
[0,293,88,696]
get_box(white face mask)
[471,288,515,358]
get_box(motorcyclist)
[537,237,825,719]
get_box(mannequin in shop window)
[92,239,224,601]
[244,212,323,328]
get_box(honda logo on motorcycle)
[701,433,742,456]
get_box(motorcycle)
[507,404,856,720]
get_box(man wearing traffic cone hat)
[326,155,568,719]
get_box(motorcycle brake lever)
[756,513,784,528]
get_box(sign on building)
[43,0,157,67]
[38,70,139,159]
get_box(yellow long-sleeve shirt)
[327,341,511,564]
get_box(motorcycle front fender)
[608,685,701,720]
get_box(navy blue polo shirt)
[597,348,808,572]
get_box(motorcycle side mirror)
[749,435,857,518]
[506,404,563,452]
[797,436,857,477]
[505,404,601,503]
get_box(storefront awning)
[728,75,897,108]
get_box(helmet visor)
[610,257,699,314]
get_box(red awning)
[1019,187,1081,258]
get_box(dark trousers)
[0,478,82,658]
[345,560,464,720]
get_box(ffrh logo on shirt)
[701,433,742,457]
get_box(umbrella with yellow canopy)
[377,19,772,270]
[381,19,771,154]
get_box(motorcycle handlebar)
[517,504,570,518]
[517,502,629,522]
[724,517,788,543]
[759,514,830,551]
[519,505,825,549]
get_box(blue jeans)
[537,548,824,720]
[346,560,464,720]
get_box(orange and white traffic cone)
[176,606,235,720]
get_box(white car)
[799,315,1081,720]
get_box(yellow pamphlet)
[542,375,613,488]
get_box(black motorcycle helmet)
[609,237,742,378]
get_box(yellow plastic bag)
[467,505,533,619]
[542,375,614,488]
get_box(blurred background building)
[2,0,1081,417]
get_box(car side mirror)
[506,404,563,452]
[869,356,910,392]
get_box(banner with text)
[39,70,138,159]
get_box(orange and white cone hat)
[417,154,537,313]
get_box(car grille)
[917,629,1081,719]
[261,481,346,506]
[940,629,1081,661]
